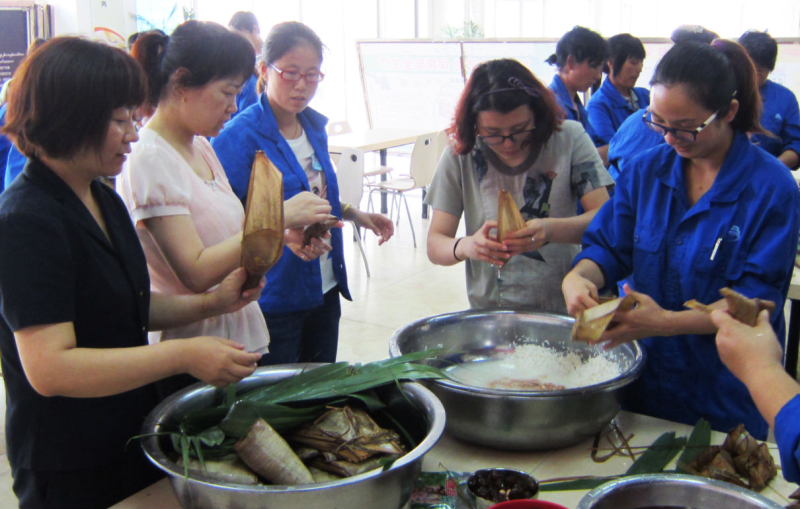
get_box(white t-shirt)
[285,130,338,294]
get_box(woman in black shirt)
[0,37,263,509]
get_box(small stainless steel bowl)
[141,365,446,509]
[389,309,645,450]
[576,473,784,509]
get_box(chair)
[365,131,447,248]
[326,120,352,136]
[335,147,371,277]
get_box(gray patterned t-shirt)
[424,120,613,312]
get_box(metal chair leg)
[351,221,370,278]
[401,192,416,248]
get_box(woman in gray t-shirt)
[425,58,613,313]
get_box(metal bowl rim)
[575,473,784,509]
[140,367,446,493]
[388,308,646,397]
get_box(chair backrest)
[327,120,353,137]
[409,130,448,188]
[335,147,365,207]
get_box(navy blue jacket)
[576,132,800,439]
[586,78,650,145]
[549,74,604,147]
[212,94,350,313]
[753,79,800,163]
[606,108,664,180]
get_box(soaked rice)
[448,343,622,390]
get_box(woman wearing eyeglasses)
[213,22,393,366]
[425,59,612,312]
[562,40,800,439]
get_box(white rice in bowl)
[446,343,622,391]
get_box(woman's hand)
[353,210,394,245]
[504,218,552,256]
[205,267,265,315]
[461,221,510,267]
[181,337,261,387]
[284,227,337,262]
[284,192,332,229]
[600,284,671,349]
[711,309,782,386]
[562,271,600,316]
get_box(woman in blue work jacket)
[213,22,393,366]
[562,39,800,440]
[547,26,609,163]
[586,34,650,146]
[739,30,800,170]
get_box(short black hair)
[738,30,777,71]
[604,34,645,76]
[546,26,608,69]
[670,25,718,45]
[262,21,324,65]
[2,37,145,159]
[229,11,259,33]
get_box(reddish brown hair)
[449,59,563,155]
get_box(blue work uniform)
[549,74,604,147]
[586,78,650,146]
[776,394,800,483]
[752,79,800,165]
[5,144,26,189]
[232,74,258,121]
[606,108,664,180]
[212,95,351,313]
[575,132,800,440]
[0,103,10,192]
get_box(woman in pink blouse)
[118,21,331,395]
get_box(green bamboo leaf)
[539,477,618,491]
[676,418,712,474]
[197,426,226,447]
[180,435,190,478]
[219,401,331,437]
[625,432,687,476]
[225,384,237,407]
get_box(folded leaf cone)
[302,215,340,248]
[241,151,284,290]
[571,294,636,343]
[497,190,526,242]
[290,406,405,464]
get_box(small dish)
[467,468,539,509]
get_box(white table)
[111,411,797,509]
[328,128,438,213]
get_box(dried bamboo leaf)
[571,295,634,343]
[241,151,285,290]
[234,418,314,485]
[497,190,526,242]
[684,299,714,314]
[302,215,339,248]
[719,288,776,327]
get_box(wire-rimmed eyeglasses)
[642,109,719,143]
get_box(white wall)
[38,0,138,39]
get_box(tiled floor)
[0,186,470,507]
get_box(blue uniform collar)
[600,77,634,108]
[550,75,579,115]
[656,131,754,206]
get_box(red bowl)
[488,501,569,509]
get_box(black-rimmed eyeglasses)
[642,109,718,142]
[477,129,536,146]
[269,64,325,83]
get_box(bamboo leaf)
[180,435,190,478]
[197,426,226,447]
[625,432,687,476]
[539,477,619,491]
[676,418,712,474]
[225,384,237,407]
[219,401,331,438]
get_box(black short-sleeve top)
[0,158,160,472]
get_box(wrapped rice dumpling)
[571,294,636,343]
[241,152,284,290]
[684,288,776,326]
[497,190,526,242]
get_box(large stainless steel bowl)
[141,365,446,509]
[389,309,645,450]
[576,474,784,509]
